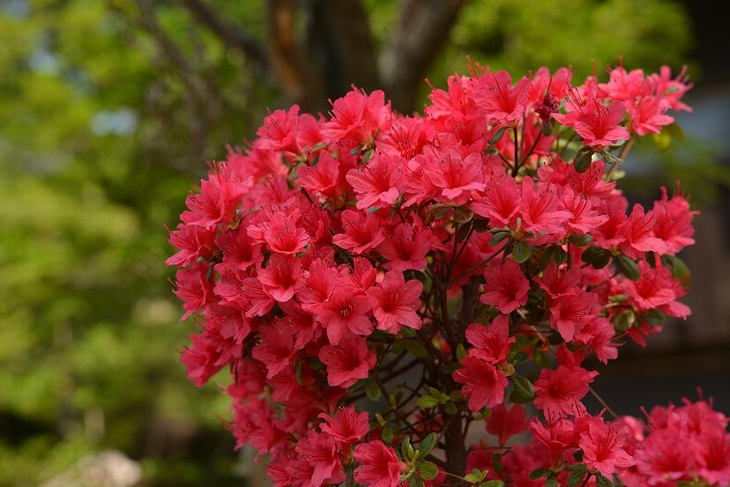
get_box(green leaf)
[642,309,667,327]
[489,230,511,247]
[453,206,474,224]
[443,401,458,415]
[416,395,440,408]
[382,426,394,445]
[389,394,399,407]
[399,338,429,358]
[465,468,487,483]
[546,472,559,487]
[581,245,611,269]
[365,380,382,402]
[573,146,594,173]
[456,343,467,361]
[614,309,636,331]
[480,481,505,487]
[409,477,425,487]
[509,351,529,366]
[568,233,593,247]
[491,452,504,474]
[601,150,623,169]
[509,375,535,403]
[417,433,438,459]
[595,474,612,487]
[401,437,411,459]
[512,241,532,264]
[538,245,556,270]
[614,254,640,281]
[662,254,691,287]
[492,126,508,143]
[568,470,587,486]
[552,245,568,264]
[417,460,439,480]
[428,203,452,220]
[535,349,552,368]
[529,468,551,480]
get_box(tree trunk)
[379,0,466,114]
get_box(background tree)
[0,0,707,485]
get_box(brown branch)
[179,0,269,68]
[266,0,322,112]
[133,0,214,161]
[379,0,467,114]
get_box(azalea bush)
[165,61,730,486]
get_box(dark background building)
[588,0,730,418]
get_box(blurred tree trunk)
[177,0,467,114]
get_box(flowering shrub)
[166,62,730,486]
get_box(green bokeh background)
[0,1,725,485]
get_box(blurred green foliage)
[0,0,708,485]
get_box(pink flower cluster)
[166,62,728,486]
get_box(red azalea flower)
[554,93,629,149]
[321,88,392,147]
[481,259,530,314]
[257,253,303,303]
[651,185,698,255]
[476,70,532,126]
[295,430,346,487]
[179,331,225,387]
[533,365,598,420]
[180,168,249,229]
[332,209,386,255]
[173,263,214,320]
[367,270,423,334]
[548,290,601,342]
[347,151,406,210]
[297,150,354,201]
[251,324,297,379]
[318,405,370,447]
[618,203,669,258]
[529,417,578,465]
[452,355,508,411]
[519,177,571,239]
[315,282,373,344]
[486,403,530,446]
[464,314,515,365]
[470,170,521,228]
[247,209,310,255]
[353,440,406,487]
[165,222,218,267]
[425,151,485,205]
[578,415,635,477]
[376,219,434,272]
[318,334,376,388]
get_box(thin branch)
[589,385,620,419]
[133,0,215,161]
[180,0,269,68]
